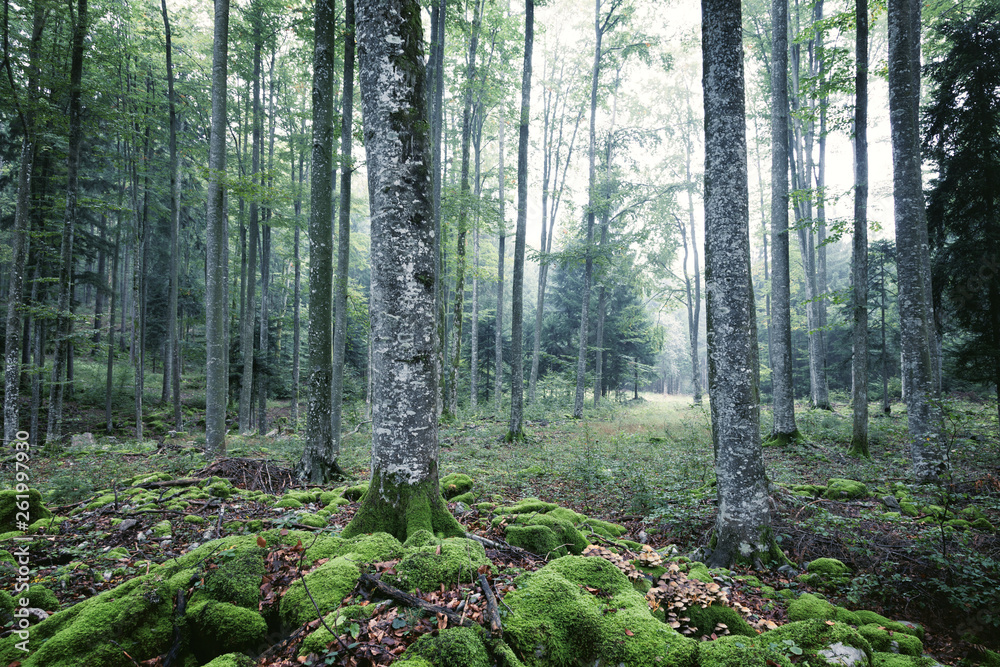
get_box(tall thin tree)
[849,0,869,458]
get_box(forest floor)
[3,389,1000,666]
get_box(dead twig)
[478,574,503,636]
[358,572,473,627]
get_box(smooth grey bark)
[258,49,277,435]
[161,0,182,430]
[470,134,482,409]
[106,223,121,432]
[3,0,45,445]
[299,0,335,482]
[45,0,87,445]
[683,119,702,404]
[330,0,356,474]
[204,0,230,457]
[506,0,533,441]
[494,117,506,413]
[239,30,262,434]
[768,0,797,441]
[887,0,945,481]
[850,0,869,458]
[813,0,830,410]
[701,0,777,569]
[592,74,618,408]
[345,0,463,541]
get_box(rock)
[819,641,868,666]
[71,433,95,447]
[882,495,901,510]
[116,519,137,532]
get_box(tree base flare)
[764,429,800,447]
[343,472,464,542]
[706,526,790,570]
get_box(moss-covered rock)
[201,654,256,667]
[697,635,794,667]
[498,498,557,515]
[856,624,923,655]
[279,556,360,627]
[685,562,714,584]
[825,479,868,500]
[871,654,943,667]
[203,550,264,609]
[807,557,851,576]
[0,589,15,616]
[394,537,490,592]
[297,513,328,528]
[183,514,206,525]
[581,517,628,538]
[439,473,474,500]
[186,599,268,661]
[505,513,587,558]
[0,489,52,532]
[503,555,698,667]
[401,626,491,667]
[298,604,375,656]
[684,603,756,638]
[27,585,59,611]
[152,520,172,537]
[274,495,304,509]
[787,593,859,624]
[342,482,370,501]
[761,619,873,665]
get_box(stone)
[818,641,868,667]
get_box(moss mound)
[27,585,59,612]
[503,555,697,667]
[761,619,873,665]
[279,556,361,627]
[203,550,265,609]
[504,514,587,558]
[394,537,491,592]
[0,489,52,532]
[401,626,491,667]
[684,603,756,638]
[824,478,868,500]
[439,473,474,500]
[186,599,268,661]
[697,635,794,667]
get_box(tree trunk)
[161,0,182,430]
[329,0,356,478]
[106,222,121,432]
[888,0,945,481]
[258,48,277,435]
[768,0,798,443]
[344,0,463,541]
[575,0,604,419]
[291,139,303,427]
[506,0,533,441]
[701,0,781,569]
[239,30,262,434]
[429,0,447,419]
[494,118,506,413]
[849,0,869,458]
[45,0,87,445]
[204,0,230,457]
[299,0,336,481]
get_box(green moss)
[27,585,59,611]
[341,532,405,563]
[394,657,435,667]
[19,575,178,666]
[200,654,256,667]
[439,473,474,500]
[486,637,528,667]
[503,556,697,667]
[765,619,873,658]
[279,556,360,627]
[342,472,464,542]
[183,514,206,525]
[204,550,264,609]
[0,589,14,615]
[686,562,714,584]
[102,546,129,560]
[856,624,923,655]
[342,482,370,501]
[298,604,375,656]
[27,516,65,533]
[186,599,268,661]
[450,492,475,504]
[208,482,234,499]
[499,497,558,514]
[786,593,860,624]
[872,653,943,667]
[274,495,304,509]
[394,537,490,592]
[807,558,851,576]
[581,518,628,538]
[85,493,117,510]
[505,524,562,557]
[825,478,868,500]
[972,518,995,532]
[899,500,920,517]
[684,603,756,638]
[402,626,491,667]
[0,489,52,532]
[697,635,794,667]
[510,513,588,556]
[297,513,328,528]
[547,506,585,524]
[152,520,172,537]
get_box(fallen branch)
[478,574,502,636]
[133,478,202,490]
[358,573,473,627]
[345,420,372,437]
